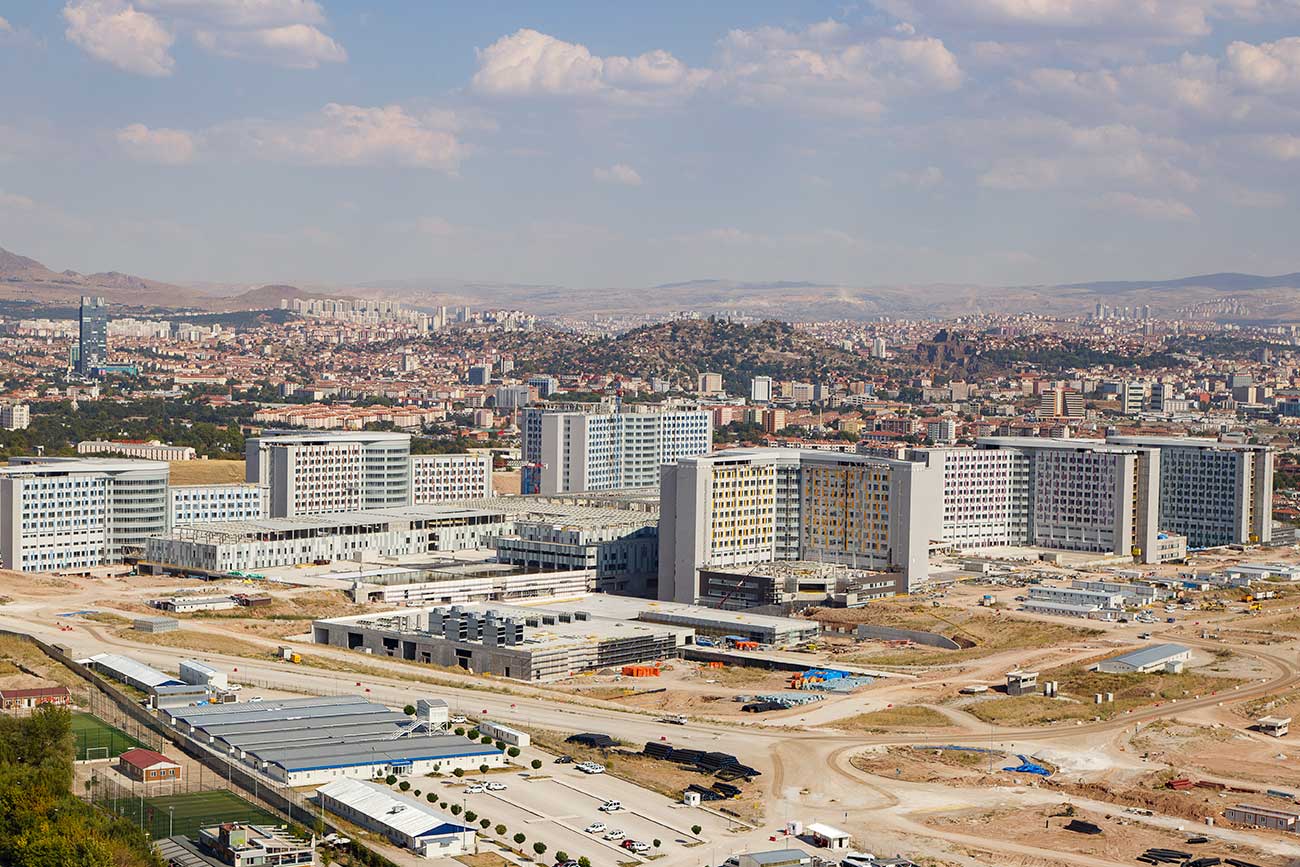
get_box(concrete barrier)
[855,624,960,649]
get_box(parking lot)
[442,755,748,865]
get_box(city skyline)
[2,2,1300,289]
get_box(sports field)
[105,789,281,839]
[71,711,147,760]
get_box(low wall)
[855,624,960,650]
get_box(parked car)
[464,785,486,794]
[554,755,573,764]
[248,696,263,703]
[622,840,650,853]
[598,800,621,812]
[449,715,467,724]
[604,829,625,841]
[486,782,507,791]
[580,763,606,775]
[583,822,606,834]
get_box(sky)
[2,1,1300,290]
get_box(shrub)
[507,746,520,758]
[480,818,491,829]
[530,759,542,769]
[454,727,465,736]
[450,804,462,815]
[481,735,494,745]
[426,793,437,803]
[398,781,410,792]
[413,789,421,797]
[533,842,547,855]
[653,839,661,848]
[403,704,416,716]
[555,851,568,862]
[464,810,477,822]
[452,768,464,778]
[384,775,397,786]
[495,824,507,836]
[578,857,591,867]
[467,729,479,739]
[513,833,526,845]
[479,764,489,773]
[691,824,702,835]
[439,801,448,809]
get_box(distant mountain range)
[3,243,1299,321]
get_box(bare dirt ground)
[925,804,1292,867]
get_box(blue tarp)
[1003,754,1051,776]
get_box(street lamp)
[168,806,174,838]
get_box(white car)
[628,841,650,854]
[583,822,606,834]
[486,782,507,791]
[598,800,622,812]
[248,696,263,703]
[604,829,625,841]
[464,785,486,794]
[579,763,606,775]
[450,715,467,724]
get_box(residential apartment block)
[1106,435,1273,548]
[0,457,169,572]
[410,453,493,503]
[245,430,412,517]
[658,448,935,604]
[168,483,268,526]
[538,406,712,495]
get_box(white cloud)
[714,21,962,117]
[63,0,175,77]
[878,0,1230,39]
[1092,191,1197,221]
[1247,133,1300,159]
[593,163,643,186]
[194,22,345,68]
[222,103,465,170]
[888,165,944,188]
[138,0,326,28]
[1226,37,1300,92]
[0,16,11,33]
[0,190,35,210]
[116,123,196,164]
[472,29,707,104]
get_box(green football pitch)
[71,711,147,760]
[105,789,282,839]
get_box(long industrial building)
[314,602,692,681]
[164,696,505,786]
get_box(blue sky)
[1,1,1299,289]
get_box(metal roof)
[167,695,371,726]
[219,721,411,751]
[1103,643,1189,668]
[200,710,408,740]
[253,732,497,772]
[85,653,184,688]
[317,778,471,839]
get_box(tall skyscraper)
[750,376,773,403]
[245,431,412,517]
[538,407,712,494]
[77,296,108,375]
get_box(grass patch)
[167,460,245,485]
[190,590,363,621]
[966,658,1244,726]
[811,600,1101,667]
[118,628,274,659]
[71,711,147,760]
[100,789,279,840]
[84,612,133,627]
[843,705,950,731]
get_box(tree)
[480,818,491,830]
[481,735,494,745]
[691,824,702,836]
[653,839,662,848]
[495,739,505,749]
[507,746,520,758]
[555,851,568,863]
[398,781,410,792]
[513,833,526,845]
[454,727,465,736]
[403,704,416,716]
[426,793,437,803]
[533,842,547,855]
[413,789,421,797]
[464,810,477,822]
[450,804,462,815]
[530,759,542,769]
[385,774,397,786]
[467,729,480,739]
[495,824,507,836]
[452,768,464,777]
[578,857,592,867]
[479,764,489,773]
